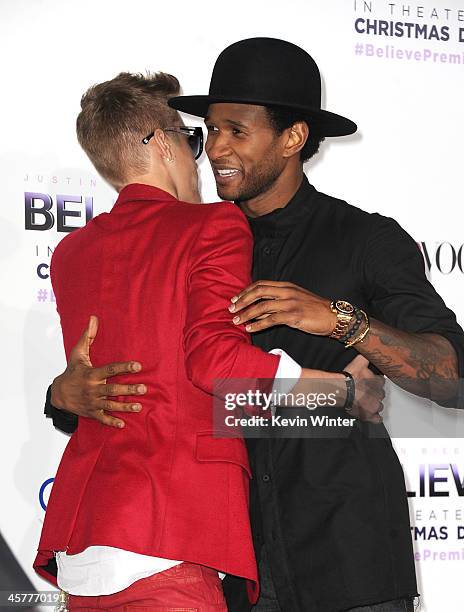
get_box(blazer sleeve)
[183,203,280,394]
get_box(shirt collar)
[243,175,316,238]
[113,183,178,208]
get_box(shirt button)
[263,246,272,255]
[262,474,271,482]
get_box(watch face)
[335,300,354,315]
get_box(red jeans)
[67,562,227,611]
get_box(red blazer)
[33,184,280,602]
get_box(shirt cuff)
[269,348,302,396]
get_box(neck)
[121,173,179,199]
[238,165,305,218]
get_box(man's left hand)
[229,280,336,335]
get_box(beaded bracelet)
[345,309,370,348]
[339,307,364,344]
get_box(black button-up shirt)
[224,176,464,611]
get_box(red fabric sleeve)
[183,203,280,394]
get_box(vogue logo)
[419,242,464,274]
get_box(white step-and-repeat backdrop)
[1,0,463,610]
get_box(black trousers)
[252,545,415,612]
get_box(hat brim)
[169,95,357,137]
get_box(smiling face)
[205,103,288,203]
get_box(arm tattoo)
[356,318,459,405]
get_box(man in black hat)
[46,38,464,611]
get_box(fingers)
[367,392,384,414]
[351,374,385,422]
[68,315,99,368]
[87,315,99,345]
[377,382,386,400]
[90,361,143,381]
[360,381,385,405]
[73,399,142,428]
[231,280,293,301]
[254,313,273,321]
[352,402,383,423]
[69,319,96,365]
[94,410,126,429]
[231,299,290,326]
[99,383,147,397]
[52,360,145,418]
[230,282,295,313]
[243,312,291,333]
[367,396,384,423]
[79,399,143,428]
[348,404,382,423]
[97,399,142,412]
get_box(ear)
[282,121,309,159]
[152,128,175,162]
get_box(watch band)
[329,300,355,340]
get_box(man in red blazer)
[34,72,377,610]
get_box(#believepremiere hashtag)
[37,288,55,303]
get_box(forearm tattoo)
[357,318,459,405]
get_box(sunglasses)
[142,126,204,160]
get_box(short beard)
[219,149,285,204]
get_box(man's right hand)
[51,316,146,428]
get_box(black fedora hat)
[169,37,357,137]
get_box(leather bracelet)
[342,371,355,412]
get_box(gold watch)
[329,300,355,340]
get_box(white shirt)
[57,348,302,595]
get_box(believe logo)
[25,192,93,232]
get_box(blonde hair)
[76,71,180,187]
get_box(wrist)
[325,304,338,336]
[328,300,355,339]
[344,309,370,348]
[338,306,364,344]
[328,300,371,348]
[290,370,348,409]
[51,375,66,410]
[300,368,344,380]
[331,373,348,407]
